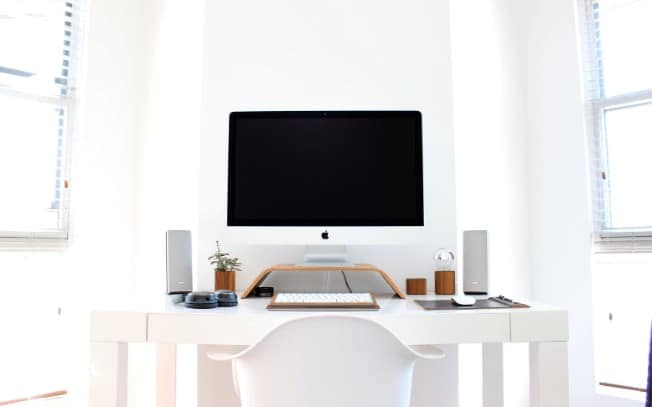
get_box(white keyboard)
[268,292,379,310]
[275,293,373,303]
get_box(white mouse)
[451,295,476,306]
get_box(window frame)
[582,0,652,242]
[0,0,82,241]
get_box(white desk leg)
[529,342,569,407]
[483,343,504,407]
[89,342,128,407]
[156,344,177,407]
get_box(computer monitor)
[225,110,428,263]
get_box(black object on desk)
[415,296,530,311]
[184,291,219,309]
[254,286,274,297]
[216,290,238,307]
[183,290,238,308]
[415,299,510,311]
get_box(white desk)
[89,295,569,407]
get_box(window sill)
[596,383,647,403]
[0,236,70,250]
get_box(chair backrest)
[232,315,421,407]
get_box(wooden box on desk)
[405,278,427,295]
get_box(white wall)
[134,0,205,297]
[449,0,530,298]
[514,1,642,406]
[197,0,458,292]
[593,253,652,400]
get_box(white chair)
[208,315,444,407]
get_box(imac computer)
[226,110,425,265]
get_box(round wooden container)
[434,270,455,295]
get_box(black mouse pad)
[415,299,511,311]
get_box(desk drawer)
[147,312,511,345]
[366,312,510,344]
[148,313,286,345]
[510,310,568,342]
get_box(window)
[581,0,652,400]
[582,0,652,241]
[0,0,80,239]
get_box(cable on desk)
[323,270,330,291]
[341,270,353,293]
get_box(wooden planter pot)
[214,270,236,291]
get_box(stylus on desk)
[492,295,515,306]
[491,295,530,308]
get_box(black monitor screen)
[227,111,423,226]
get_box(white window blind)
[0,0,81,239]
[580,0,652,252]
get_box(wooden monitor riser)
[240,264,407,299]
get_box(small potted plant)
[208,240,241,291]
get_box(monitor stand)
[299,245,354,267]
[241,247,408,299]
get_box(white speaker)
[463,230,488,295]
[166,230,193,294]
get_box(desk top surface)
[90,294,568,345]
[92,292,561,315]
